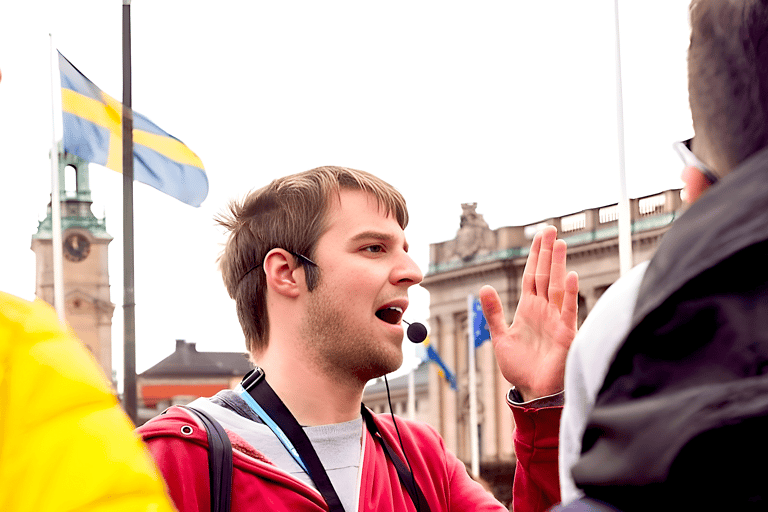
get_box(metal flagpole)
[467,295,480,476]
[407,365,416,420]
[614,0,633,276]
[122,0,138,424]
[49,34,65,322]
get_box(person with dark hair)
[551,1,768,510]
[138,165,577,512]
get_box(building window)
[65,164,78,198]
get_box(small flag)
[471,296,490,348]
[58,52,209,207]
[423,337,458,391]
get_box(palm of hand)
[480,226,579,402]
[495,291,577,400]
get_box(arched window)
[64,164,78,197]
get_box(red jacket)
[138,403,560,512]
[510,402,562,512]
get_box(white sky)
[0,1,693,381]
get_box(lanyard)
[235,382,308,474]
[238,368,345,512]
[237,367,430,512]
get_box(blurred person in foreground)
[0,291,176,511]
[541,0,768,510]
[137,165,578,512]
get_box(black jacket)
[572,146,768,511]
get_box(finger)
[534,226,557,299]
[521,230,543,295]
[548,239,568,310]
[559,271,580,334]
[479,285,507,340]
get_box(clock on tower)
[63,232,92,262]
[31,148,115,379]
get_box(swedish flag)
[59,52,209,207]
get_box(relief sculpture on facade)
[444,203,497,262]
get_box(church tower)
[31,148,115,380]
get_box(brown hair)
[216,166,409,355]
[688,0,768,173]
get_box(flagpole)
[407,363,416,420]
[122,0,138,424]
[614,0,633,275]
[49,35,65,322]
[467,295,479,476]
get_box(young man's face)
[298,188,423,382]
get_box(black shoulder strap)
[181,405,233,512]
[246,378,346,512]
[239,368,430,512]
[360,406,431,512]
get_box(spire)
[33,142,109,240]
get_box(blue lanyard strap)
[236,367,431,512]
[235,383,308,474]
[237,368,345,512]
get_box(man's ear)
[681,165,712,204]
[263,249,302,298]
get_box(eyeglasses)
[673,138,719,185]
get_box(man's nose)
[393,253,423,286]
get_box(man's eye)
[364,245,384,253]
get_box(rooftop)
[140,339,253,378]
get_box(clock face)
[63,233,91,263]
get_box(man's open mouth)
[375,306,403,325]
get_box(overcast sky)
[0,1,692,381]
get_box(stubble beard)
[299,277,403,386]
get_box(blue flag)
[59,52,209,207]
[472,297,490,348]
[423,337,458,391]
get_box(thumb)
[479,285,507,340]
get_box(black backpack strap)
[181,405,233,512]
[360,406,431,512]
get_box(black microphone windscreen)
[406,322,428,343]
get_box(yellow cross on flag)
[59,52,208,207]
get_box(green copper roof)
[33,145,110,240]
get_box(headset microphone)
[385,321,426,512]
[403,320,427,343]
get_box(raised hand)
[480,225,579,402]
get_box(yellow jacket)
[0,292,176,511]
